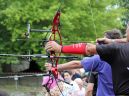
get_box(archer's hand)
[45,63,52,71]
[45,41,62,53]
[96,38,112,44]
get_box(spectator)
[74,78,86,96]
[61,70,80,96]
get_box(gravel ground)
[0,86,47,96]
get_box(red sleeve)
[61,43,87,54]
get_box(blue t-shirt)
[81,55,115,96]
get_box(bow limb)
[48,9,62,79]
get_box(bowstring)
[89,0,97,39]
[87,0,97,84]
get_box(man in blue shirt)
[81,55,114,96]
[45,29,123,96]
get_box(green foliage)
[118,0,129,27]
[0,0,126,70]
[61,0,125,42]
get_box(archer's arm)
[45,60,83,71]
[112,38,127,43]
[97,38,127,44]
[45,41,97,55]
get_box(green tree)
[118,0,129,27]
[0,0,126,68]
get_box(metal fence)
[0,73,46,96]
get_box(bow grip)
[51,67,58,79]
